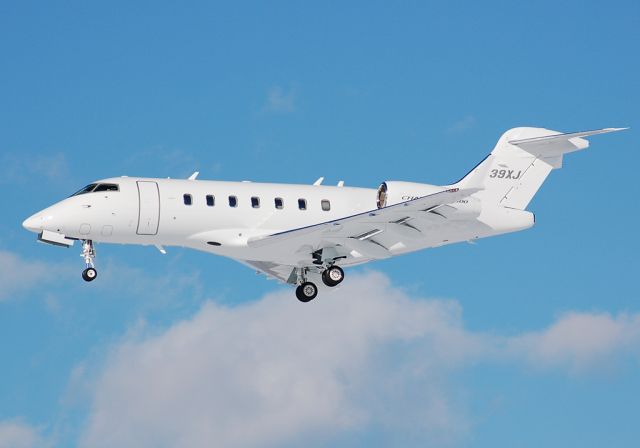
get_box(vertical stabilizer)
[453,127,626,210]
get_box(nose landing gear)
[80,240,97,282]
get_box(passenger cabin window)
[298,199,307,210]
[206,195,215,207]
[183,194,192,206]
[321,199,331,211]
[274,198,284,209]
[93,183,119,192]
[229,195,238,207]
[251,197,260,208]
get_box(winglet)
[509,127,629,146]
[188,171,199,180]
[313,177,324,186]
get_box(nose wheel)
[82,267,97,281]
[80,240,97,282]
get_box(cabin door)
[136,181,160,235]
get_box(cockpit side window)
[71,184,98,196]
[93,183,119,192]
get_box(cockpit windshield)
[70,183,119,197]
[71,184,97,196]
[94,183,119,192]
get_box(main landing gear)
[80,239,97,282]
[295,282,318,302]
[322,265,344,287]
[295,265,345,303]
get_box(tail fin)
[454,127,627,210]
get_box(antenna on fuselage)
[313,177,324,186]
[188,171,199,180]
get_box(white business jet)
[23,127,625,302]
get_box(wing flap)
[323,237,390,259]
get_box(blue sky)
[1,1,639,446]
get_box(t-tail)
[453,127,627,210]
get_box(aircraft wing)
[244,187,481,282]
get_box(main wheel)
[295,282,318,302]
[322,265,344,287]
[82,267,97,282]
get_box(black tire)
[295,282,318,302]
[321,270,336,287]
[322,266,344,287]
[82,267,97,282]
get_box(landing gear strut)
[81,239,97,282]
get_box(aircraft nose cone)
[22,213,43,233]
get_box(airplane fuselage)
[23,175,533,266]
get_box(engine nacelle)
[376,181,443,208]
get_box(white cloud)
[446,115,476,134]
[0,420,48,448]
[509,312,640,372]
[79,272,479,448]
[123,147,200,178]
[122,147,223,179]
[0,250,71,302]
[0,152,70,185]
[74,271,640,447]
[0,246,204,315]
[265,85,297,113]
